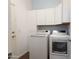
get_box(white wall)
[16,0,36,57]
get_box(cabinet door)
[36,10,46,25]
[45,8,55,25]
[55,3,62,25]
[36,8,55,25]
[63,0,71,23]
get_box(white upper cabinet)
[36,5,63,25]
[32,0,61,10]
[36,8,55,25]
[45,8,55,25]
[34,0,62,25]
[32,0,70,25]
[55,3,62,25]
[62,0,71,23]
[36,10,46,25]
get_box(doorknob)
[11,31,16,38]
[12,35,16,38]
[12,31,15,34]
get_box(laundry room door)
[8,0,17,59]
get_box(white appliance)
[29,30,50,59]
[49,31,71,59]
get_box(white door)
[8,0,17,59]
[62,0,71,23]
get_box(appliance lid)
[52,30,67,35]
[30,30,50,37]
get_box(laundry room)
[8,0,71,59]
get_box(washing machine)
[29,30,50,59]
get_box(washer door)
[52,42,67,54]
[49,37,68,55]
